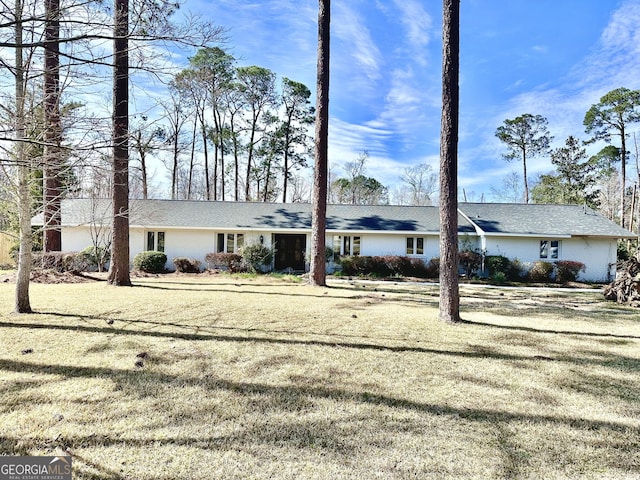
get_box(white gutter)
[457,208,487,252]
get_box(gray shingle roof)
[459,202,635,238]
[54,199,476,234]
[44,199,633,238]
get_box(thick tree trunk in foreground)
[14,0,32,313]
[439,0,460,323]
[309,0,330,286]
[108,0,132,286]
[43,0,62,252]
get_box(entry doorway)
[273,234,306,271]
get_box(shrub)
[32,251,77,272]
[240,244,274,273]
[425,257,440,278]
[508,258,525,281]
[555,260,585,283]
[325,246,335,263]
[490,271,508,285]
[76,246,110,272]
[485,255,511,277]
[383,256,413,276]
[528,261,554,282]
[173,257,201,273]
[338,255,434,278]
[459,250,482,277]
[339,256,370,276]
[408,258,430,278]
[205,252,243,272]
[133,251,167,273]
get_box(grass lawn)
[0,273,639,479]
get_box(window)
[146,231,165,252]
[217,233,244,253]
[406,237,425,255]
[333,235,341,261]
[540,240,559,259]
[333,235,361,256]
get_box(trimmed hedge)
[133,251,167,273]
[338,255,436,278]
[555,260,585,283]
[205,252,243,272]
[459,250,482,277]
[173,257,201,273]
[528,261,555,282]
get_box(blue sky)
[181,0,640,202]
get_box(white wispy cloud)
[461,0,640,195]
[332,2,383,85]
[391,0,432,50]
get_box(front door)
[274,234,306,271]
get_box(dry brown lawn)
[0,273,638,479]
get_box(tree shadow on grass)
[131,282,342,300]
[1,357,638,448]
[2,315,639,373]
[460,319,640,341]
[0,318,567,364]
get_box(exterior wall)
[62,224,618,281]
[329,233,440,260]
[484,235,617,282]
[62,226,95,252]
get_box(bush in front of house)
[337,255,435,278]
[338,256,392,277]
[424,257,439,278]
[485,255,525,282]
[173,257,201,273]
[527,260,555,282]
[382,255,413,276]
[555,260,585,283]
[205,252,243,272]
[490,271,508,285]
[485,255,511,277]
[133,251,167,273]
[459,249,482,278]
[408,257,431,278]
[32,251,77,272]
[239,244,274,273]
[76,245,110,272]
[508,258,526,281]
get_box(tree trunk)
[522,149,529,204]
[108,0,131,286]
[188,118,197,199]
[14,4,32,313]
[621,124,627,228]
[200,109,210,200]
[245,111,258,201]
[309,0,330,287]
[14,0,31,313]
[140,150,148,199]
[43,0,62,252]
[438,0,460,323]
[282,113,293,203]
